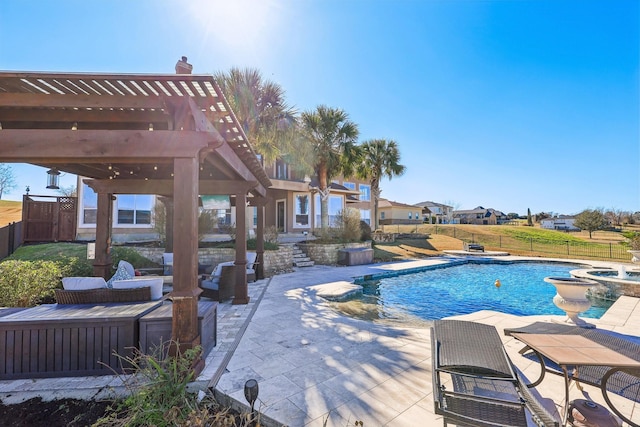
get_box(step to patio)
[292,244,315,267]
[294,260,315,267]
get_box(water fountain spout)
[618,265,629,279]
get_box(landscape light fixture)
[46,168,60,189]
[244,379,259,413]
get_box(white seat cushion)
[118,260,136,277]
[62,277,107,290]
[112,277,164,300]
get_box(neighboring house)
[75,159,375,241]
[414,201,453,224]
[377,199,423,225]
[540,216,580,231]
[454,206,507,225]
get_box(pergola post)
[159,196,174,252]
[170,156,202,367]
[93,192,113,279]
[254,198,266,280]
[233,192,249,304]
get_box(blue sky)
[0,0,638,215]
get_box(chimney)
[175,56,193,74]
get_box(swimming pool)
[335,261,613,325]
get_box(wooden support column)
[93,192,113,279]
[233,192,249,305]
[254,197,266,280]
[159,196,174,252]
[170,156,202,371]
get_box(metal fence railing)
[381,224,631,262]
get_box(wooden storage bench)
[138,301,217,356]
[0,301,162,379]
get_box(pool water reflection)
[331,262,614,326]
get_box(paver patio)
[1,256,639,426]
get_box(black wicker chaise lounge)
[504,322,640,427]
[432,319,560,427]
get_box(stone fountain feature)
[544,277,598,328]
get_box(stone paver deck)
[1,255,639,426]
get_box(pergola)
[0,60,271,360]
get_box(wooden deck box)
[138,301,217,356]
[338,248,374,266]
[0,301,162,379]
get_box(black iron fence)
[0,221,23,260]
[382,224,631,261]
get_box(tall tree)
[300,106,359,231]
[213,67,299,165]
[356,139,406,230]
[0,164,17,200]
[574,208,608,238]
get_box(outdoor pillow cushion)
[117,260,136,277]
[112,277,164,300]
[106,262,134,288]
[62,277,108,290]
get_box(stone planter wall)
[130,246,292,278]
[298,241,372,265]
[372,233,395,243]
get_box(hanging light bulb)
[148,123,154,131]
[71,122,78,131]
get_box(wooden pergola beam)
[84,179,258,195]
[0,129,222,161]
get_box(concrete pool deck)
[1,255,639,426]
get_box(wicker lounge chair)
[55,286,152,304]
[505,322,640,426]
[199,265,235,302]
[432,320,560,427]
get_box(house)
[377,199,423,225]
[414,201,453,224]
[454,206,507,225]
[540,216,580,231]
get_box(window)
[360,209,370,225]
[359,184,371,202]
[380,212,385,219]
[294,193,310,227]
[82,183,97,225]
[408,212,412,219]
[275,159,288,180]
[116,195,152,225]
[343,182,356,190]
[215,209,231,225]
[314,194,344,227]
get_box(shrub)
[218,223,237,241]
[360,220,372,241]
[264,225,279,244]
[95,343,250,427]
[335,208,362,242]
[198,210,218,241]
[0,260,68,307]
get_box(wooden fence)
[0,221,23,260]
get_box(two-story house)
[414,201,454,224]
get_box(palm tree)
[300,106,359,231]
[213,67,298,164]
[356,139,406,230]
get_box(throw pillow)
[106,263,134,288]
[62,277,107,290]
[112,277,164,300]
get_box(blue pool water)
[349,261,613,322]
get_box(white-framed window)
[294,193,310,227]
[81,183,97,225]
[360,209,370,225]
[116,195,152,225]
[408,212,412,219]
[380,211,385,219]
[343,182,356,190]
[314,194,344,227]
[214,209,232,225]
[359,184,371,202]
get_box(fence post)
[566,241,569,256]
[499,235,502,248]
[610,243,612,259]
[454,227,456,239]
[530,238,533,251]
[8,222,14,256]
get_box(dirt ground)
[0,397,110,427]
